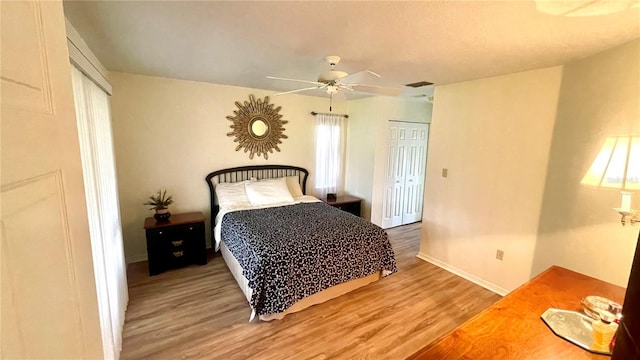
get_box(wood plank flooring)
[121,223,501,360]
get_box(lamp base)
[614,208,639,226]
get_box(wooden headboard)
[204,165,309,235]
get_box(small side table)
[322,195,363,217]
[144,211,207,276]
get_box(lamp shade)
[581,135,640,191]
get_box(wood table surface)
[408,266,626,360]
[143,211,204,229]
[323,195,362,205]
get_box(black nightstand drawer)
[144,212,206,276]
[333,203,361,216]
[323,195,363,217]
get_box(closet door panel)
[382,123,400,228]
[401,123,428,224]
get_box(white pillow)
[285,176,304,198]
[215,181,252,209]
[245,177,294,206]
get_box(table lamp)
[581,135,640,225]
[581,134,640,358]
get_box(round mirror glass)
[250,118,269,138]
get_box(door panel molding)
[1,0,54,114]
[1,171,84,358]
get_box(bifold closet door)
[382,121,429,229]
[403,124,428,223]
[382,122,404,228]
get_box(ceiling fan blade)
[267,76,324,86]
[339,70,381,85]
[352,84,404,97]
[274,86,323,96]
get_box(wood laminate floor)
[122,223,501,360]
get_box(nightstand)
[143,211,207,276]
[323,195,362,217]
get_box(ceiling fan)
[267,56,402,110]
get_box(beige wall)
[419,66,564,293]
[420,39,640,293]
[110,72,346,261]
[109,71,426,262]
[532,39,640,287]
[346,97,432,223]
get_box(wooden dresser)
[408,266,626,360]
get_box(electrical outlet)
[442,168,448,178]
[496,249,504,261]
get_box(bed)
[205,165,397,321]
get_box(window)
[314,113,345,198]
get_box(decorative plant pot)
[154,208,171,222]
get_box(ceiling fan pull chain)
[330,94,333,112]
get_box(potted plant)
[144,189,174,222]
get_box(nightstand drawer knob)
[189,226,193,231]
[172,240,183,247]
[158,231,163,235]
[172,251,184,258]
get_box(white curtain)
[314,113,345,198]
[71,66,128,360]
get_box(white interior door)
[382,123,398,228]
[1,1,103,358]
[393,124,409,226]
[382,122,406,228]
[402,124,429,224]
[382,121,429,229]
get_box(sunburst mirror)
[226,94,288,160]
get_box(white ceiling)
[63,1,640,99]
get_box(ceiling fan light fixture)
[326,85,338,95]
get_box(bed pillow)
[245,177,295,206]
[215,181,252,209]
[285,176,304,198]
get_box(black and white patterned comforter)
[220,201,397,316]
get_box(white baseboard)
[126,254,148,264]
[416,252,510,296]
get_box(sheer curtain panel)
[71,66,128,359]
[314,113,345,198]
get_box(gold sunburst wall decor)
[226,94,288,160]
